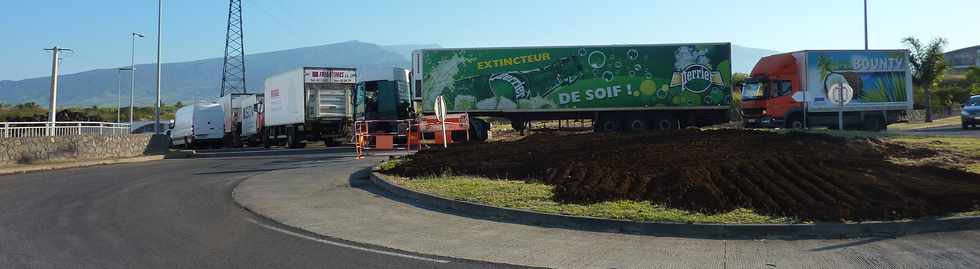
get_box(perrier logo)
[670,64,724,93]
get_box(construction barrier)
[354,113,471,159]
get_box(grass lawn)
[886,135,980,173]
[384,174,798,224]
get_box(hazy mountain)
[0,40,414,107]
[0,42,775,107]
[733,45,780,74]
[382,44,441,59]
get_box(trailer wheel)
[262,129,272,148]
[597,115,621,133]
[652,115,674,130]
[287,126,301,149]
[625,115,648,132]
[509,119,526,133]
[469,118,490,142]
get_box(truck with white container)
[169,102,225,149]
[411,43,733,136]
[739,50,913,131]
[218,93,257,146]
[262,67,356,148]
[240,94,264,147]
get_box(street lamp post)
[864,0,869,50]
[130,32,144,127]
[154,0,163,134]
[117,68,132,124]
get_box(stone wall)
[0,134,169,165]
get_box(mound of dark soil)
[386,129,980,222]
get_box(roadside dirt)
[387,129,980,222]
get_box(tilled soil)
[387,129,980,222]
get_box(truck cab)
[740,54,804,128]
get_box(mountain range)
[0,41,776,107]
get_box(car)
[130,120,172,134]
[962,95,980,130]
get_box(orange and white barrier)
[354,113,471,159]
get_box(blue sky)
[1,0,977,81]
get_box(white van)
[169,102,225,148]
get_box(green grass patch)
[887,135,980,173]
[387,175,798,224]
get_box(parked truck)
[263,67,356,148]
[218,93,257,146]
[739,50,913,131]
[411,43,733,136]
[240,93,264,147]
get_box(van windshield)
[741,82,767,101]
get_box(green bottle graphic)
[488,55,585,100]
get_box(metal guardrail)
[0,122,130,138]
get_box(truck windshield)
[741,82,767,100]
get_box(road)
[0,147,524,269]
[897,124,980,137]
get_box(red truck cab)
[740,53,806,128]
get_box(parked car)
[962,95,980,130]
[130,120,172,134]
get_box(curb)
[0,155,167,176]
[369,170,980,239]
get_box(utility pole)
[130,32,144,128]
[116,69,121,123]
[864,0,869,50]
[44,47,70,136]
[155,0,163,134]
[117,68,132,124]
[220,0,247,97]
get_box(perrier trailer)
[411,43,733,134]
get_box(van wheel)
[863,116,884,132]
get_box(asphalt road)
[899,124,980,137]
[0,147,526,269]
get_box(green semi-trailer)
[411,43,733,134]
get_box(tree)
[968,67,980,95]
[903,36,948,122]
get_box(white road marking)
[246,218,451,264]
